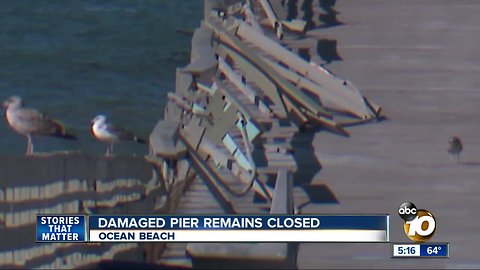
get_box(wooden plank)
[281,94,309,125]
[181,123,206,151]
[216,44,287,118]
[214,78,263,138]
[262,55,358,115]
[236,21,375,119]
[206,19,332,118]
[218,56,271,114]
[270,170,294,214]
[243,0,264,33]
[259,0,280,28]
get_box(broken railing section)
[151,86,274,213]
[148,120,190,194]
[148,0,385,267]
[179,81,273,201]
[149,3,383,212]
[206,21,349,136]
[255,0,307,38]
[207,15,381,122]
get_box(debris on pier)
[149,0,382,268]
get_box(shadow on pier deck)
[0,152,173,269]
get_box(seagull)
[3,95,77,155]
[91,114,147,155]
[448,136,463,163]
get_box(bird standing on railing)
[3,95,77,155]
[448,136,463,163]
[91,114,147,156]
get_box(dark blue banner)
[88,215,388,230]
[36,215,86,242]
[420,243,449,257]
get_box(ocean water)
[0,0,203,155]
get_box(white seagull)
[91,114,147,155]
[3,95,77,155]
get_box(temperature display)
[420,244,449,257]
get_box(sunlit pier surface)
[1,0,480,269]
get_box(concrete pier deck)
[299,0,480,268]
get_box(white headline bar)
[89,229,388,242]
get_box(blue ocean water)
[0,0,203,155]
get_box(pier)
[1,0,480,269]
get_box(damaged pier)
[149,0,381,268]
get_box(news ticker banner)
[36,214,389,243]
[391,243,449,258]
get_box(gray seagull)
[91,114,147,156]
[448,136,463,163]
[3,96,77,155]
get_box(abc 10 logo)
[398,202,436,242]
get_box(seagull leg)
[106,144,114,156]
[26,137,30,155]
[26,135,33,155]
